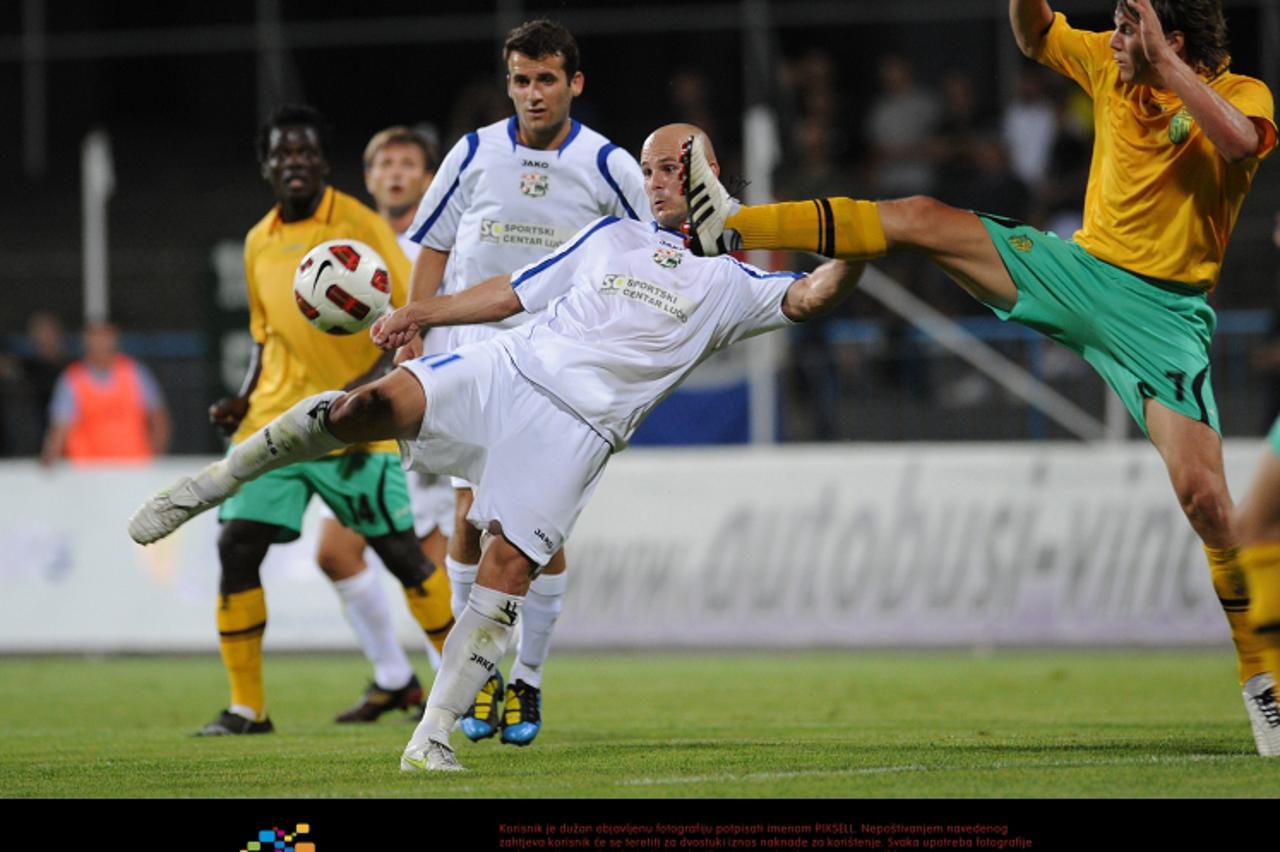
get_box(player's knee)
[367,529,431,587]
[481,535,537,594]
[1173,468,1230,531]
[882,195,951,250]
[218,524,272,594]
[327,386,389,433]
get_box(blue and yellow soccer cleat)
[500,679,542,746]
[459,670,504,741]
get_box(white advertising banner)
[0,441,1267,652]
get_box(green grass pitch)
[2,650,1278,798]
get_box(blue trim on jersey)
[724,256,805,280]
[596,143,639,220]
[511,216,621,289]
[507,116,519,150]
[409,131,480,244]
[558,120,582,156]
[652,222,684,238]
[425,353,461,370]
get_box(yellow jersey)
[1035,12,1276,289]
[235,186,410,454]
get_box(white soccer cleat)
[1243,673,1280,757]
[681,134,740,257]
[127,460,239,545]
[400,736,465,772]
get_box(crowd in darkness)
[768,50,1097,438]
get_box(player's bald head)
[640,123,718,170]
[640,124,720,229]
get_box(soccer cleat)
[500,678,542,746]
[128,460,240,544]
[1243,673,1280,757]
[334,674,424,723]
[195,709,274,737]
[458,670,504,741]
[680,134,739,257]
[400,736,464,772]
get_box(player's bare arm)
[1009,0,1055,58]
[781,260,866,322]
[372,274,520,351]
[209,342,262,434]
[1121,0,1261,162]
[395,247,451,363]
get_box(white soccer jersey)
[497,217,801,450]
[405,117,648,335]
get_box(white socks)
[510,571,566,689]
[407,584,523,750]
[332,568,414,690]
[227,391,345,481]
[445,556,478,620]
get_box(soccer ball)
[292,239,392,335]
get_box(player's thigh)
[877,197,1018,312]
[1236,423,1280,545]
[328,367,426,442]
[315,517,368,581]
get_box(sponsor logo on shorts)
[1008,235,1034,253]
[479,218,571,250]
[533,528,555,553]
[599,273,697,323]
[520,172,549,197]
[1169,109,1193,144]
[652,245,683,269]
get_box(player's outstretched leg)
[128,391,346,544]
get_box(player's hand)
[1123,0,1173,67]
[209,396,249,435]
[394,335,424,365]
[370,305,422,351]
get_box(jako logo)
[522,158,549,168]
[238,824,314,852]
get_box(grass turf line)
[1,650,1278,797]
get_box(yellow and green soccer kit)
[220,186,413,539]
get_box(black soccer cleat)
[335,674,425,723]
[195,709,275,736]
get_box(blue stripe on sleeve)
[409,132,480,244]
[596,143,639,220]
[724,257,805,280]
[511,216,620,289]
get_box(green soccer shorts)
[1269,417,1280,457]
[978,214,1219,437]
[218,451,415,543]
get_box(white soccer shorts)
[398,341,611,566]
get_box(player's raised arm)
[1122,0,1266,163]
[371,274,520,350]
[781,260,865,322]
[1010,0,1055,58]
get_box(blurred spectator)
[40,321,170,466]
[20,311,69,443]
[1034,86,1093,236]
[867,54,941,196]
[1251,212,1280,429]
[932,68,999,200]
[1002,67,1057,192]
[445,77,511,147]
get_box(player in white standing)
[317,126,460,722]
[396,18,648,746]
[127,123,864,772]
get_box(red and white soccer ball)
[292,239,392,335]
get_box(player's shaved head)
[641,124,718,170]
[640,124,719,229]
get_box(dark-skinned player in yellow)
[683,0,1278,754]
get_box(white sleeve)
[715,258,801,348]
[595,143,648,221]
[405,131,480,251]
[509,216,620,313]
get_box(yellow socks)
[404,566,454,654]
[724,198,887,259]
[217,587,267,719]
[1239,543,1280,680]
